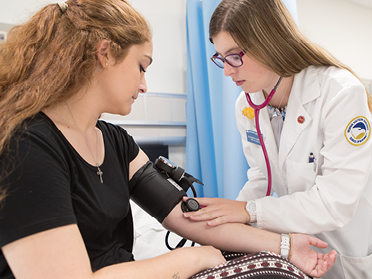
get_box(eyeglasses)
[210,52,244,69]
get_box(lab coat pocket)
[339,253,372,279]
[286,160,316,194]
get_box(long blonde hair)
[0,0,151,202]
[209,0,372,111]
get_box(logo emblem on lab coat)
[242,107,255,119]
[344,116,370,146]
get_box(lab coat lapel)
[278,68,320,169]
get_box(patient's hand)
[291,234,337,278]
[182,197,249,226]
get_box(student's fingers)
[307,235,329,249]
[308,250,337,277]
[183,207,221,221]
[182,197,249,225]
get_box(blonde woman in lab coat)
[183,0,372,278]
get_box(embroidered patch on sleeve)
[344,116,370,146]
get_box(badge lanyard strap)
[244,77,283,196]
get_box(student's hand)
[182,197,249,226]
[290,234,337,278]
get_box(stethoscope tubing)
[244,77,283,196]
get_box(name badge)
[246,130,262,146]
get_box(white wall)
[297,0,372,82]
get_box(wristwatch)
[245,200,257,223]
[280,234,290,259]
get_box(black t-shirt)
[0,112,139,278]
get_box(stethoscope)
[244,76,283,196]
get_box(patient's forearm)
[162,202,281,254]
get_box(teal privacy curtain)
[186,0,298,199]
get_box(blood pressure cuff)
[129,161,187,223]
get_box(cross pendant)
[96,164,103,183]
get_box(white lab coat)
[235,66,372,279]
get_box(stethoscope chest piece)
[181,198,201,213]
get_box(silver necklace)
[265,82,289,119]
[66,102,103,183]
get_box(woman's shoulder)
[235,90,246,105]
[294,66,365,101]
[14,112,61,143]
[96,119,131,139]
[301,65,362,88]
[8,112,73,166]
[96,119,139,156]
